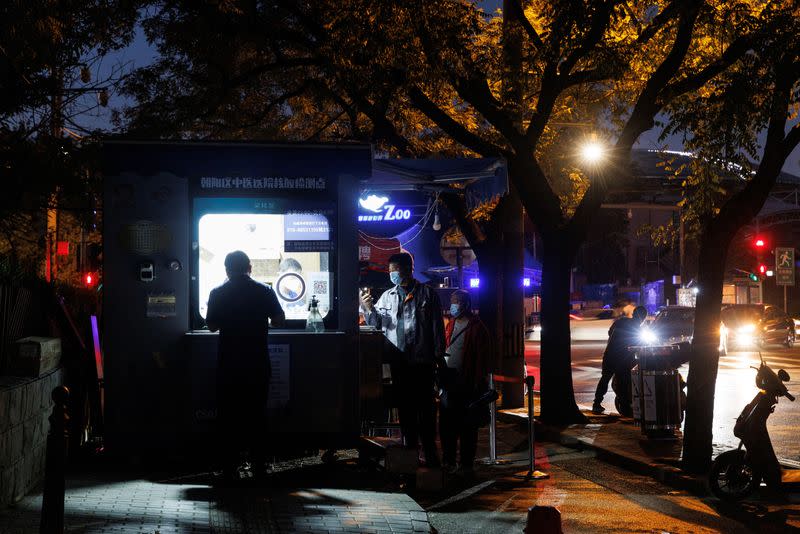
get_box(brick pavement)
[0,472,431,534]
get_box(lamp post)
[577,138,608,294]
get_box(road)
[525,341,800,462]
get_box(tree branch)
[557,1,615,78]
[506,152,566,235]
[617,1,701,150]
[440,191,489,257]
[525,61,560,143]
[414,18,523,142]
[506,0,544,49]
[784,123,800,159]
[659,33,754,103]
[408,86,507,157]
[716,59,796,231]
[637,0,681,44]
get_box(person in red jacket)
[440,289,492,476]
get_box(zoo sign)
[357,194,412,223]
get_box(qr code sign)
[313,280,328,295]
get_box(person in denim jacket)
[360,252,445,466]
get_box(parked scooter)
[708,353,796,501]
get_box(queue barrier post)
[515,375,549,481]
[480,373,512,465]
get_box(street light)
[580,140,607,165]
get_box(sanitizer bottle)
[306,295,324,332]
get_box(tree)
[123,0,775,423]
[654,5,800,471]
[1,0,138,274]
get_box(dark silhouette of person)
[206,250,285,479]
[360,252,446,467]
[592,306,647,414]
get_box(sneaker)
[591,403,605,414]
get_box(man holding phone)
[360,252,446,467]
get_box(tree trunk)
[477,243,504,377]
[539,235,585,423]
[500,188,525,407]
[682,228,731,472]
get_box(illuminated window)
[198,212,333,321]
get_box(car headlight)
[640,328,658,345]
[735,324,756,345]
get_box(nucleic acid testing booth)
[102,141,371,455]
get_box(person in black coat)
[592,306,647,414]
[207,250,285,478]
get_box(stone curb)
[497,410,709,496]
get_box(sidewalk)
[499,405,709,493]
[0,452,431,534]
[498,400,800,509]
[5,408,800,533]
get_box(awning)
[367,158,508,208]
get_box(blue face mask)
[389,271,403,286]
[450,304,461,317]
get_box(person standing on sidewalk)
[360,252,446,467]
[206,250,285,479]
[592,306,647,414]
[439,290,491,476]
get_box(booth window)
[198,212,333,322]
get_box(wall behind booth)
[102,141,369,456]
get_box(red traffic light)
[755,238,766,248]
[84,272,96,287]
[759,264,767,274]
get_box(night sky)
[87,8,800,178]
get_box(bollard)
[40,386,69,534]
[480,373,511,465]
[515,376,549,480]
[524,505,563,534]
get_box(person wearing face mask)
[360,252,446,467]
[439,290,491,476]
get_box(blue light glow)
[469,278,480,288]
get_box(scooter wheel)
[709,450,758,501]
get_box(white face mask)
[450,303,461,317]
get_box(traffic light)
[755,237,766,248]
[759,264,767,275]
[84,272,97,288]
[82,243,102,289]
[749,272,759,282]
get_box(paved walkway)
[0,465,430,534]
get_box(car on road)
[721,304,795,350]
[640,305,728,354]
[526,308,618,341]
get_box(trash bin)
[631,345,682,439]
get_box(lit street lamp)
[580,140,607,165]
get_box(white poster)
[268,344,290,408]
[643,374,656,423]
